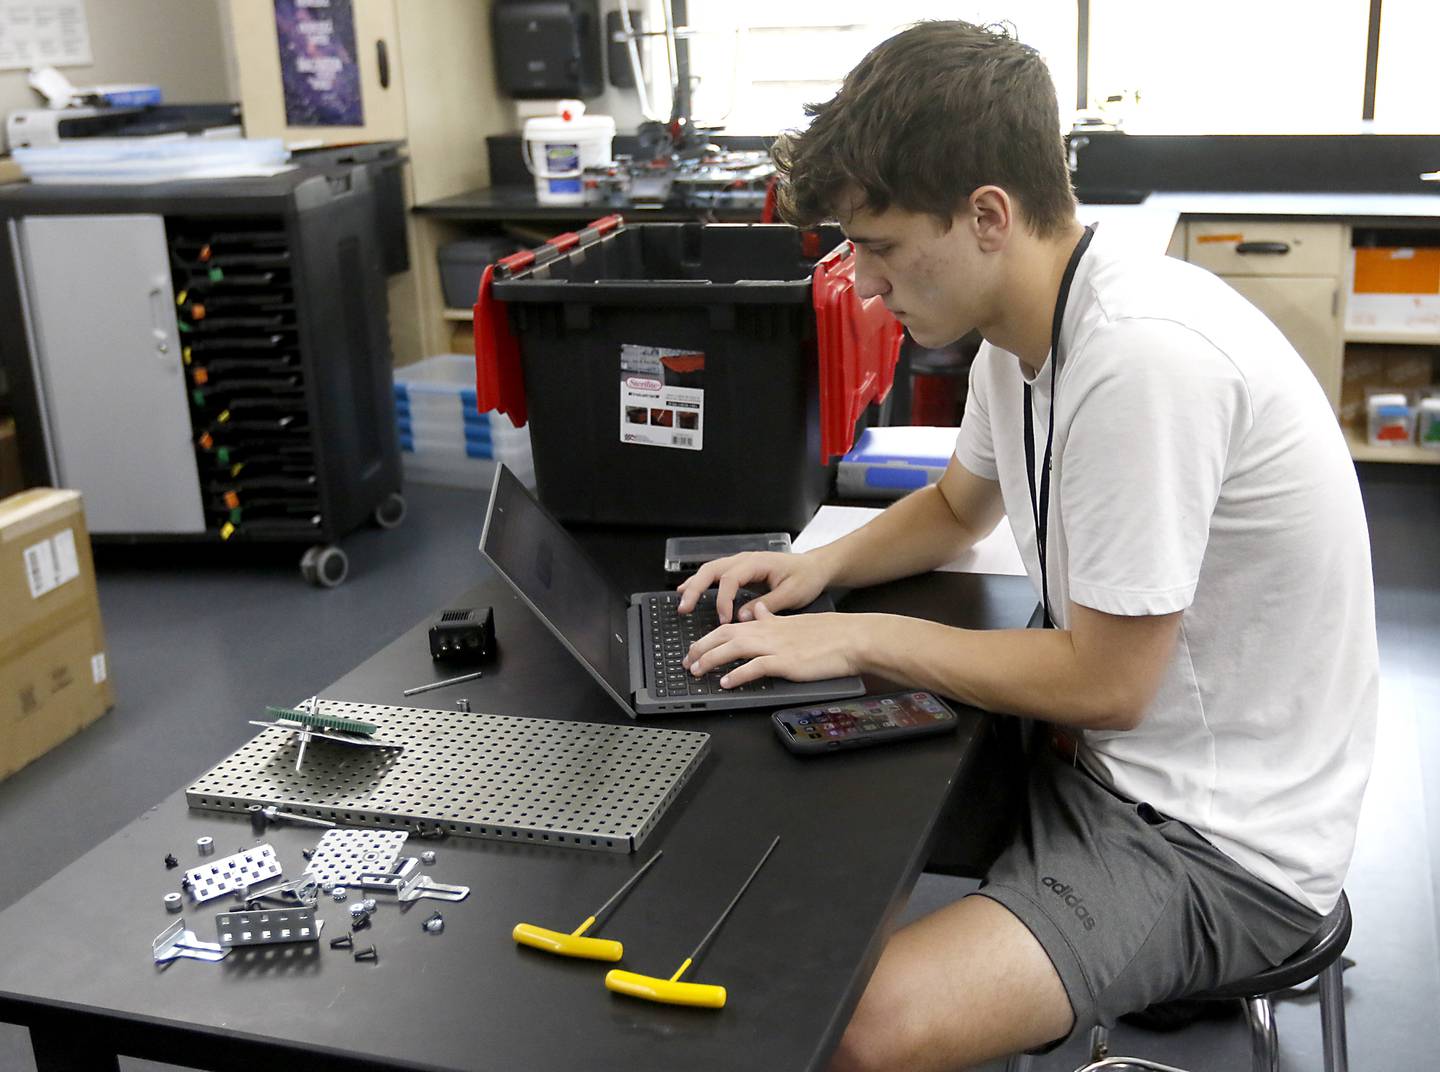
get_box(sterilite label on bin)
[619,344,705,450]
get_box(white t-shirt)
[953,230,1378,914]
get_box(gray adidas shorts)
[976,747,1323,1043]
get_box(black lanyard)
[1023,225,1095,629]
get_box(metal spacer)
[196,836,215,857]
[163,892,183,913]
[331,886,348,901]
[420,850,437,865]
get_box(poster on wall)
[0,0,92,70]
[274,0,363,127]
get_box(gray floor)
[1,470,1437,1071]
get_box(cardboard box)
[0,488,112,781]
[1339,344,1436,433]
[1345,247,1440,337]
[0,418,22,498]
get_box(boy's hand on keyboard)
[674,550,831,624]
[681,601,863,688]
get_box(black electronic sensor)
[428,607,495,663]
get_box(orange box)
[1347,248,1440,336]
[0,488,113,782]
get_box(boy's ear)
[969,185,1013,253]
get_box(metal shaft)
[403,670,485,696]
[591,851,664,924]
[684,836,779,967]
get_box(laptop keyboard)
[645,592,771,699]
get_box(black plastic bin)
[485,222,840,531]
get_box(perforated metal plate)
[304,829,408,887]
[184,844,283,904]
[187,701,710,854]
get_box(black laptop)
[479,464,866,717]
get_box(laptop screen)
[479,465,634,706]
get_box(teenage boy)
[676,20,1377,1070]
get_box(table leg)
[29,1026,121,1072]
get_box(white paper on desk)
[793,505,1028,577]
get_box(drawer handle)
[376,39,390,89]
[1235,241,1291,255]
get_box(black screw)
[353,946,378,962]
[329,934,354,950]
[350,910,372,931]
[164,854,179,870]
[301,848,316,860]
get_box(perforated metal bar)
[186,701,710,854]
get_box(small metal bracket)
[153,919,230,964]
[398,875,470,903]
[242,874,320,908]
[358,856,419,893]
[185,844,283,904]
[215,909,324,947]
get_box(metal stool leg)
[1318,959,1349,1072]
[1244,995,1278,1072]
[1004,1052,1034,1072]
[1089,1024,1110,1061]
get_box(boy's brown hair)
[773,20,1076,235]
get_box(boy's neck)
[985,220,1087,375]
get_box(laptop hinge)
[627,603,646,694]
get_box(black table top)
[0,530,1034,1072]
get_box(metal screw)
[332,887,348,901]
[361,898,377,913]
[301,848,316,860]
[351,908,372,930]
[329,934,354,950]
[420,850,437,865]
[422,911,444,934]
[163,892,183,913]
[196,836,215,856]
[353,946,378,962]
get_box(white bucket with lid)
[523,100,615,206]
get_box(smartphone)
[663,532,792,578]
[771,691,959,755]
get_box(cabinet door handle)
[376,39,391,89]
[1235,241,1291,255]
[148,280,171,357]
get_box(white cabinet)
[14,215,206,534]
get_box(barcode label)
[673,434,694,447]
[22,529,81,599]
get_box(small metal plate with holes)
[187,701,711,854]
[184,844,282,904]
[304,829,408,887]
[215,909,323,947]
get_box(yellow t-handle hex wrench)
[512,850,664,961]
[605,835,781,1009]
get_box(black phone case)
[771,692,958,755]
